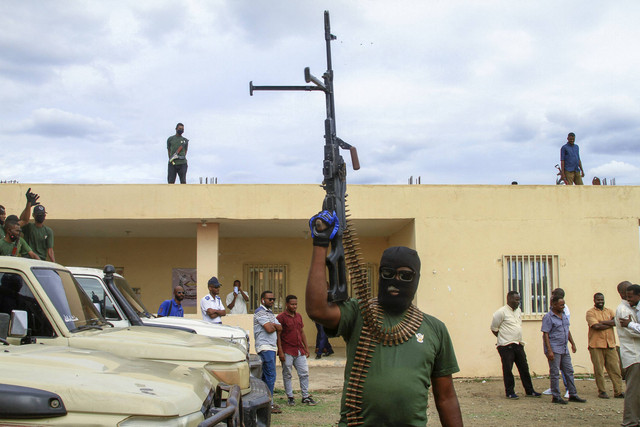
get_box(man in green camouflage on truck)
[167,122,189,184]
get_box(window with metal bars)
[502,255,558,316]
[244,264,288,313]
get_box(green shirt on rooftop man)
[167,135,189,165]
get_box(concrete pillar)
[196,222,219,317]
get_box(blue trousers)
[548,352,577,399]
[259,350,277,398]
[315,322,333,355]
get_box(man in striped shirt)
[254,290,282,413]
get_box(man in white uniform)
[201,276,226,324]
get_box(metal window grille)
[244,264,288,313]
[502,255,558,316]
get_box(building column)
[196,222,219,317]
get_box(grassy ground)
[271,389,342,427]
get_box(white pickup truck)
[0,258,270,426]
[69,265,262,378]
[0,312,241,426]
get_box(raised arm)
[305,212,342,330]
[19,188,39,227]
[227,292,238,310]
[306,245,341,330]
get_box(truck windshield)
[32,268,106,331]
[113,276,153,318]
[75,276,123,321]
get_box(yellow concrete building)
[1,183,638,377]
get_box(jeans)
[497,344,535,395]
[548,352,577,399]
[259,350,277,399]
[282,352,310,398]
[168,163,188,184]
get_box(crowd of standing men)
[0,188,55,262]
[492,282,640,426]
[156,275,321,415]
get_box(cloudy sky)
[3,1,640,185]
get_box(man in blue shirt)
[157,285,185,317]
[541,295,586,404]
[560,132,584,185]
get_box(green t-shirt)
[167,135,189,165]
[22,223,54,261]
[0,228,4,239]
[0,237,33,257]
[327,298,459,427]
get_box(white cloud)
[1,1,640,185]
[590,161,640,185]
[14,108,115,140]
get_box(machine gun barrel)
[249,10,358,303]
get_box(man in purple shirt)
[541,295,586,404]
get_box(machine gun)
[250,11,359,302]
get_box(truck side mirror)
[9,310,28,338]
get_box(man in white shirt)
[226,279,249,314]
[491,291,541,399]
[201,277,226,324]
[616,283,640,427]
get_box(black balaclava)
[377,246,421,314]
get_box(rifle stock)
[169,144,185,165]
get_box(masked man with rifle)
[167,122,188,184]
[306,212,463,427]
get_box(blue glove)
[309,210,340,247]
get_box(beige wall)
[2,183,640,377]
[56,236,197,314]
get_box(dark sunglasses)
[265,297,276,301]
[380,267,416,282]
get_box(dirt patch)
[432,376,623,427]
[271,366,625,426]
